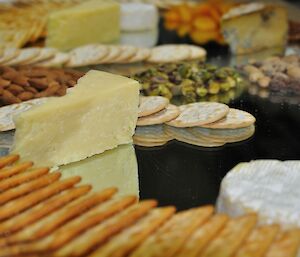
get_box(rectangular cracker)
[4,188,117,245]
[130,205,214,257]
[0,167,49,192]
[200,214,258,257]
[177,214,229,257]
[265,229,300,257]
[89,206,176,257]
[0,154,19,169]
[0,172,61,206]
[0,176,81,222]
[53,200,157,257]
[0,185,91,236]
[0,162,33,181]
[235,224,279,257]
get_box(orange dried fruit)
[193,16,218,31]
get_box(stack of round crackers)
[0,44,206,68]
[135,96,256,147]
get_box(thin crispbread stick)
[235,224,279,257]
[265,229,300,257]
[4,188,117,245]
[129,205,214,257]
[176,214,229,257]
[0,184,91,236]
[0,155,19,169]
[0,167,49,192]
[0,172,61,206]
[0,176,81,222]
[89,206,176,257]
[200,214,258,257]
[0,162,33,181]
[47,196,138,252]
[53,200,157,257]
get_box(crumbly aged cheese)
[46,0,120,51]
[120,3,158,32]
[217,160,300,228]
[59,144,139,197]
[221,4,288,54]
[11,70,139,167]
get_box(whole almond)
[11,75,29,87]
[7,84,25,95]
[18,91,34,101]
[45,81,60,96]
[1,90,21,105]
[2,71,18,80]
[28,78,48,90]
[55,85,67,96]
[26,86,38,94]
[0,78,11,87]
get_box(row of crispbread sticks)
[0,154,298,257]
[135,96,256,147]
[0,44,206,68]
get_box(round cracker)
[137,104,179,126]
[166,102,229,128]
[0,48,20,65]
[108,45,136,63]
[5,47,41,66]
[164,125,225,147]
[36,52,70,67]
[22,47,57,65]
[66,44,109,67]
[186,45,207,60]
[98,46,121,64]
[135,125,173,142]
[147,44,190,63]
[124,48,151,63]
[201,108,256,129]
[133,138,168,147]
[138,96,169,117]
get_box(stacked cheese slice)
[0,154,298,257]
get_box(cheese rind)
[59,144,139,197]
[221,4,288,55]
[217,160,300,228]
[46,0,120,51]
[11,70,139,167]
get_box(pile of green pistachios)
[132,61,243,103]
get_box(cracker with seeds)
[147,45,190,63]
[166,102,229,128]
[177,214,229,257]
[200,214,257,257]
[138,96,169,117]
[235,224,279,257]
[130,206,214,257]
[137,104,179,126]
[5,48,41,66]
[66,44,109,67]
[201,108,256,129]
[53,200,157,256]
[89,206,175,257]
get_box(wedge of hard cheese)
[59,144,139,197]
[11,70,139,167]
[46,0,120,51]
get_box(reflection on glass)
[59,144,139,197]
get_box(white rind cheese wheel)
[217,160,300,229]
[120,3,159,32]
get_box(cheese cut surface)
[46,0,120,51]
[11,70,139,167]
[59,144,139,197]
[217,160,300,228]
[221,4,288,54]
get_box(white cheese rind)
[59,144,139,197]
[11,70,139,167]
[120,3,159,32]
[217,160,300,228]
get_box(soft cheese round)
[120,3,159,32]
[217,160,300,228]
